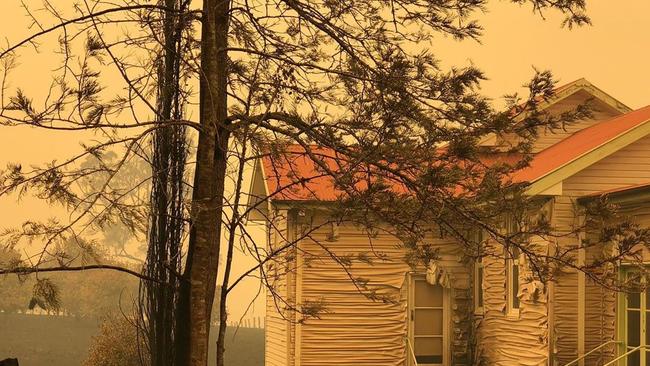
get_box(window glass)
[628,310,641,346]
[414,309,443,335]
[413,277,445,364]
[512,264,520,309]
[415,280,443,307]
[628,349,640,366]
[629,292,641,309]
[414,337,443,364]
[507,246,520,311]
[477,265,484,308]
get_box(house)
[248,78,650,366]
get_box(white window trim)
[473,229,485,315]
[506,249,520,318]
[504,216,521,318]
[474,258,484,315]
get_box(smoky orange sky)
[0,0,648,321]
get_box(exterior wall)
[297,216,410,366]
[633,205,650,227]
[584,231,617,365]
[549,196,581,365]
[284,211,472,366]
[550,134,650,364]
[267,209,557,366]
[475,225,551,365]
[549,196,617,365]
[578,201,650,365]
[266,210,294,366]
[614,203,650,262]
[562,134,650,196]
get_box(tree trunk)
[143,1,187,366]
[175,0,231,365]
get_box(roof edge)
[477,78,630,147]
[514,78,631,122]
[525,118,650,196]
[571,78,632,113]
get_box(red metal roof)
[262,145,341,201]
[261,145,410,201]
[512,105,650,183]
[260,105,650,201]
[261,145,521,201]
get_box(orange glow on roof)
[512,105,650,183]
[260,104,650,201]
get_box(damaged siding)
[550,196,580,365]
[476,239,549,365]
[551,133,650,364]
[551,196,617,365]
[293,215,471,366]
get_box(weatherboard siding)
[584,230,617,366]
[475,236,550,366]
[265,211,556,366]
[548,196,580,364]
[289,215,472,366]
[619,203,650,266]
[549,134,650,364]
[563,134,650,196]
[266,210,293,366]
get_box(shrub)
[83,313,147,366]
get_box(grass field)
[0,313,264,366]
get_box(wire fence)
[219,316,265,329]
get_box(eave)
[525,119,650,196]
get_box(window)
[505,217,520,316]
[474,230,485,314]
[621,270,650,366]
[409,275,447,366]
[506,247,520,315]
[475,258,484,313]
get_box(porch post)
[577,226,586,366]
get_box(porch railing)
[563,340,622,366]
[602,345,645,366]
[405,336,418,366]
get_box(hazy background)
[0,0,648,359]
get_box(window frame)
[505,217,521,317]
[473,229,485,315]
[506,247,521,317]
[474,258,484,315]
[618,267,649,366]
